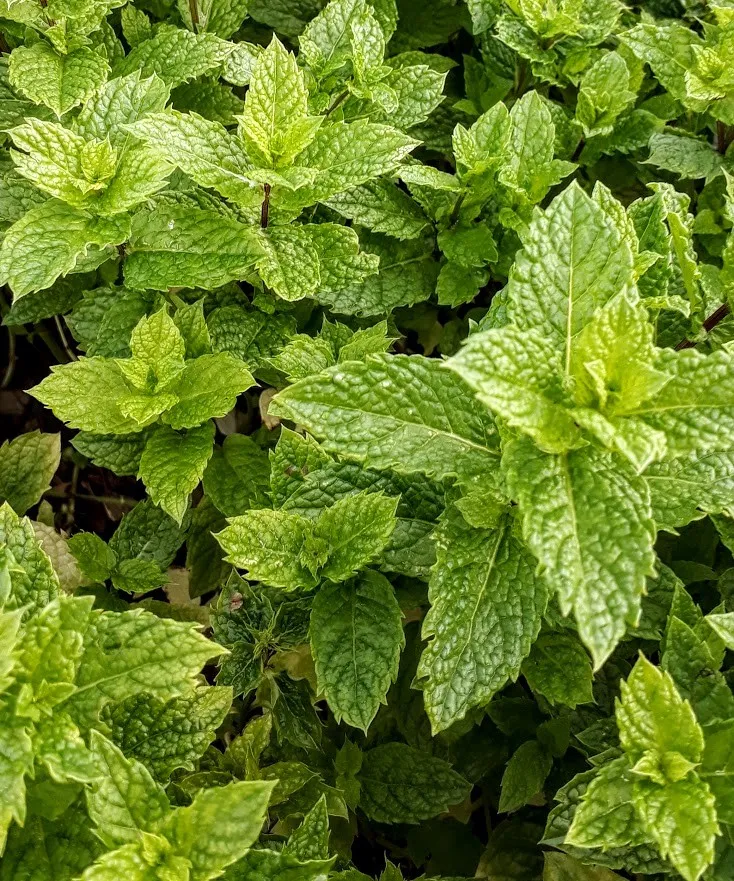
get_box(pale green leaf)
[161,781,273,881]
[9,43,109,116]
[64,607,223,729]
[507,182,635,374]
[448,327,579,453]
[125,205,260,291]
[503,436,656,666]
[617,655,704,764]
[633,777,718,881]
[102,687,232,781]
[87,731,170,848]
[138,422,215,524]
[0,201,130,298]
[0,432,60,515]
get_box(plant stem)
[188,0,199,28]
[54,314,77,361]
[260,183,271,228]
[326,90,348,116]
[675,303,731,350]
[1,326,16,388]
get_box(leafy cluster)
[4,0,734,879]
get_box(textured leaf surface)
[358,743,470,824]
[138,422,215,524]
[102,687,232,780]
[0,432,60,514]
[507,182,634,373]
[271,354,499,480]
[310,571,404,731]
[504,436,656,666]
[65,608,222,729]
[418,508,548,733]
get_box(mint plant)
[4,0,734,878]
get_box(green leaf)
[358,742,470,824]
[87,731,170,848]
[0,714,33,852]
[0,432,60,514]
[499,740,552,813]
[701,719,734,824]
[417,507,548,733]
[326,180,429,240]
[507,181,635,373]
[127,110,262,208]
[17,595,92,704]
[311,232,436,316]
[316,491,398,583]
[499,91,574,203]
[290,119,418,204]
[645,450,734,531]
[9,120,112,208]
[256,225,321,301]
[64,607,223,729]
[576,52,636,138]
[521,631,593,708]
[645,132,723,181]
[108,498,186,569]
[216,509,320,591]
[620,21,700,103]
[121,309,185,391]
[114,24,231,87]
[9,43,109,116]
[543,852,625,881]
[202,435,270,517]
[161,780,273,881]
[633,777,718,881]
[503,436,656,666]
[310,570,403,730]
[626,349,734,458]
[138,422,215,524]
[102,687,232,780]
[125,205,261,291]
[238,35,318,166]
[74,72,170,148]
[566,757,649,850]
[617,655,704,765]
[284,795,330,861]
[271,354,499,481]
[224,848,333,881]
[448,327,579,453]
[0,503,60,612]
[164,353,254,430]
[31,358,140,434]
[0,201,130,298]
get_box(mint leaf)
[9,43,109,116]
[64,608,223,729]
[87,731,170,847]
[310,570,403,731]
[417,506,548,733]
[358,743,470,824]
[161,780,273,881]
[271,354,499,481]
[507,182,634,372]
[125,205,260,291]
[101,687,232,780]
[138,422,215,523]
[0,431,60,514]
[503,436,656,666]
